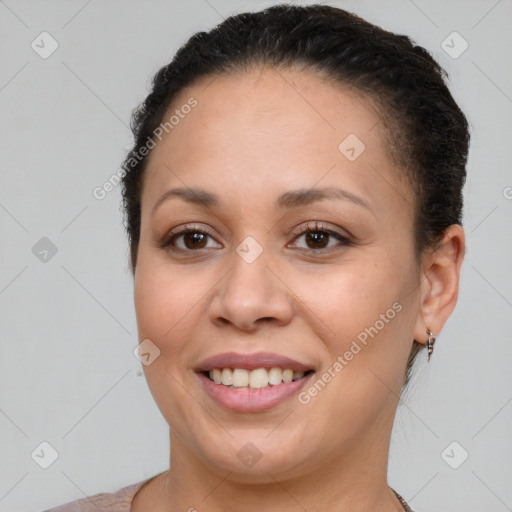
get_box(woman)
[46,3,468,511]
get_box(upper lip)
[195,351,315,372]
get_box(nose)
[208,247,294,332]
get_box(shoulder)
[41,474,161,512]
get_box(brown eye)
[181,232,208,249]
[161,225,221,252]
[304,231,329,249]
[289,221,351,252]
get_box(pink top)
[41,472,163,512]
[42,473,413,511]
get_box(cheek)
[134,259,205,364]
[133,260,208,429]
[290,262,413,435]
[291,251,415,395]
[295,257,404,343]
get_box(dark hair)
[120,4,470,386]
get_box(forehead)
[141,66,408,217]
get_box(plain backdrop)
[0,1,511,511]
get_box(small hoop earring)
[426,329,436,362]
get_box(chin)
[193,433,314,482]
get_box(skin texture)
[131,66,465,511]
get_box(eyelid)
[289,220,351,240]
[167,223,216,238]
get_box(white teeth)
[220,368,233,386]
[268,367,283,385]
[211,368,222,384]
[208,367,309,389]
[249,368,269,389]
[282,369,293,383]
[232,368,249,387]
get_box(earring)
[426,329,436,362]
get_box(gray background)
[0,1,511,511]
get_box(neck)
[155,406,404,511]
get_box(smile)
[195,351,316,412]
[206,367,314,389]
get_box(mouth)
[201,367,315,390]
[194,352,316,412]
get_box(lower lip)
[197,372,315,412]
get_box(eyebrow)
[151,186,374,216]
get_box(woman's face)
[134,67,422,480]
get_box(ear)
[413,224,465,345]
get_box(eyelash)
[159,221,351,254]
